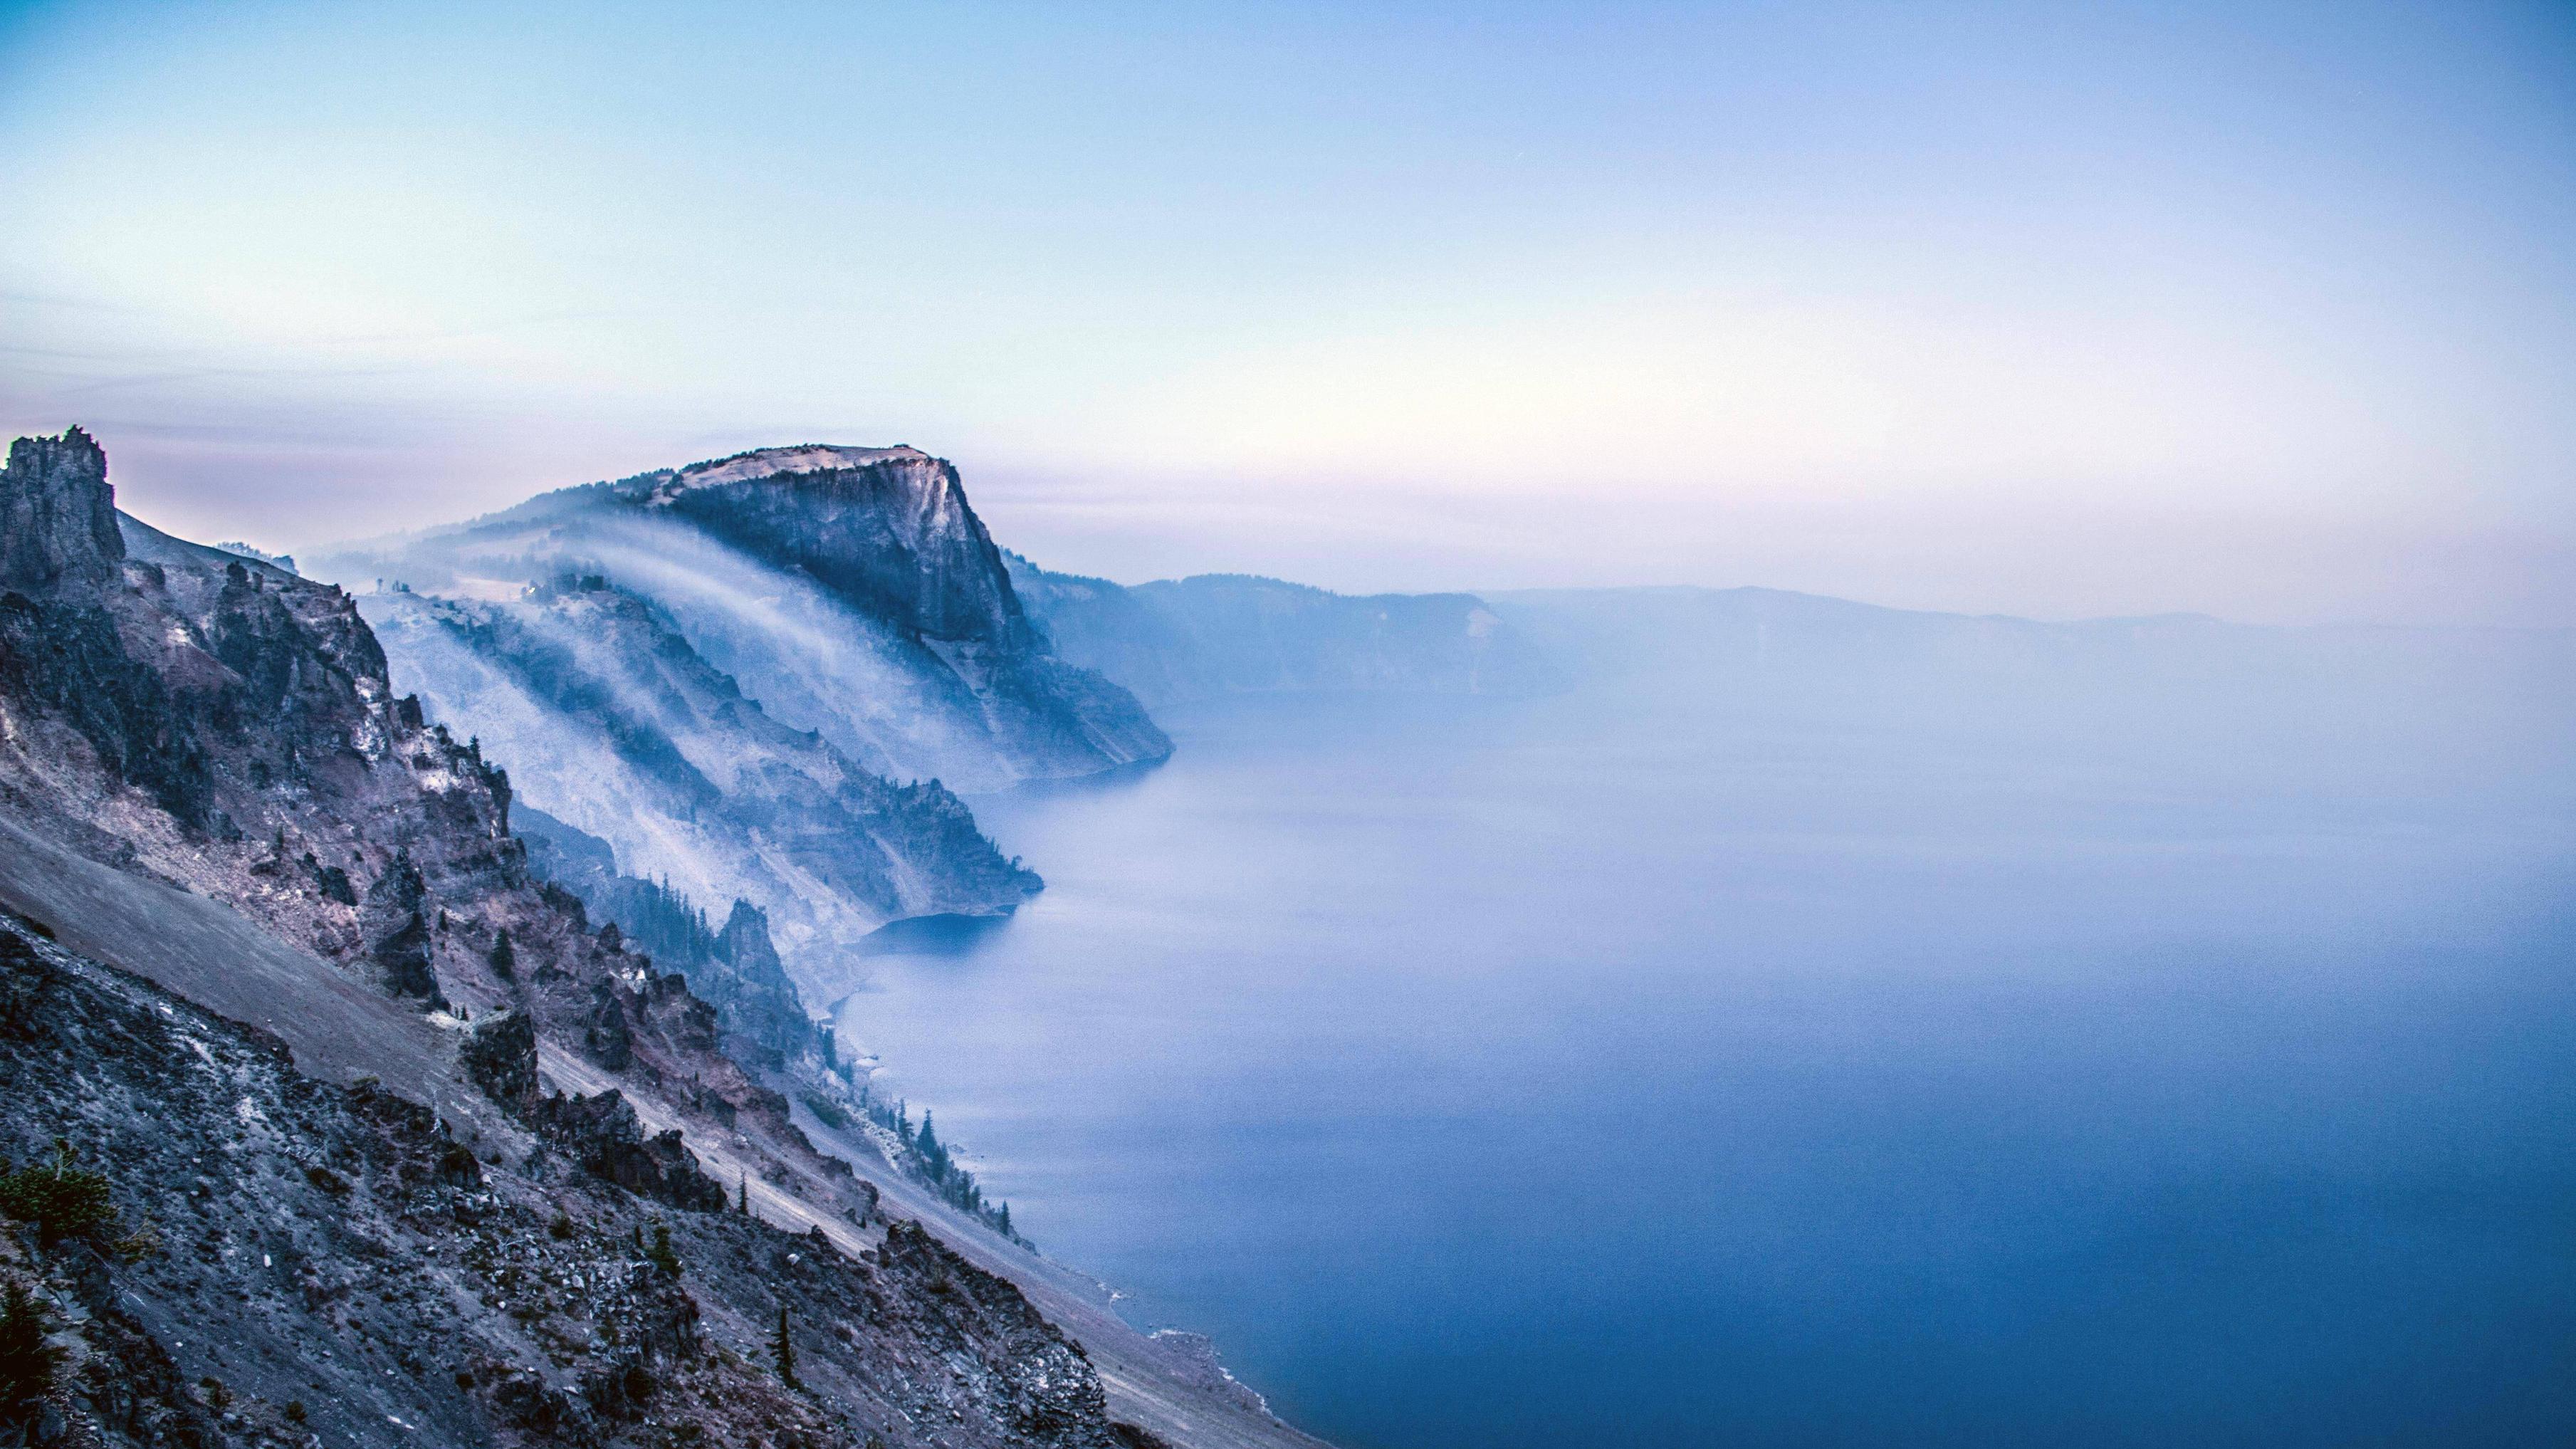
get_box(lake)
[837,600,2576,1448]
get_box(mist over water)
[838,597,2576,1448]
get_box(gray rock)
[0,427,122,594]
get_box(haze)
[3,0,2572,624]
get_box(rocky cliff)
[357,574,1037,985]
[310,446,1170,795]
[0,430,1314,1449]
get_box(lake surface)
[837,612,2576,1448]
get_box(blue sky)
[3,1,2572,622]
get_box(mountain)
[1487,584,2576,743]
[0,429,1323,1449]
[310,445,1169,796]
[1005,557,1559,709]
[355,573,1037,985]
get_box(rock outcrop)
[0,427,122,592]
[649,446,1030,648]
[310,444,1171,795]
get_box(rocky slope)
[0,429,1319,1449]
[0,911,1133,1449]
[310,446,1169,795]
[354,574,1037,980]
[1005,558,1557,709]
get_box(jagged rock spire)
[0,427,124,592]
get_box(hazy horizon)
[6,1,2575,627]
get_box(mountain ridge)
[0,428,1322,1449]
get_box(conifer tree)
[773,1305,798,1388]
[488,928,515,979]
[0,1281,62,1418]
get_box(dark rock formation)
[461,1008,538,1108]
[582,980,635,1070]
[651,446,1030,648]
[0,427,122,593]
[530,1087,726,1211]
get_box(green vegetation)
[0,1282,63,1423]
[773,1304,799,1389]
[647,1222,682,1277]
[0,1141,118,1245]
[800,1093,854,1131]
[849,1097,1028,1247]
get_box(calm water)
[838,627,2576,1448]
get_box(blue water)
[837,629,2576,1448]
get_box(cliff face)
[0,430,1215,1449]
[0,429,123,593]
[311,445,1170,795]
[1006,558,1560,709]
[359,575,1037,981]
[513,804,830,1075]
[648,446,1030,649]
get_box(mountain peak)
[654,443,938,498]
[0,425,123,592]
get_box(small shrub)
[619,1361,656,1403]
[0,1141,119,1245]
[284,1401,307,1423]
[305,1164,350,1196]
[436,1141,481,1187]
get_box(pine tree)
[773,1305,798,1388]
[0,1282,61,1418]
[738,1173,749,1215]
[996,1202,1012,1240]
[488,928,515,979]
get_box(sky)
[2,1,2572,625]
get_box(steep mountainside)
[355,575,1036,978]
[0,914,1130,1449]
[310,446,1169,795]
[0,430,1320,1449]
[1006,558,1557,709]
[511,803,831,1075]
